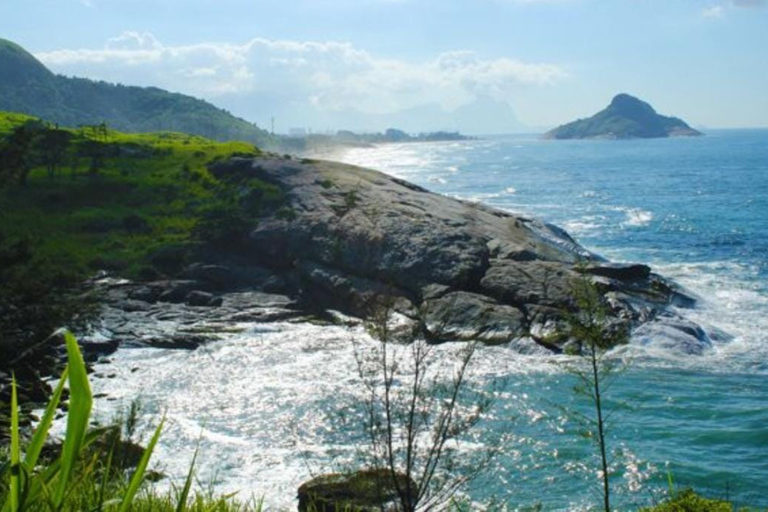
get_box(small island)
[544,93,702,140]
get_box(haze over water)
[84,130,768,510]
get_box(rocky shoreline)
[2,154,716,443]
[87,155,710,354]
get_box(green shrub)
[642,489,732,512]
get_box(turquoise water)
[340,130,768,508]
[83,131,768,510]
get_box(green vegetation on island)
[545,94,702,140]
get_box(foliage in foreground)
[641,489,733,512]
[1,331,753,511]
[342,299,505,512]
[562,268,630,512]
[0,331,258,511]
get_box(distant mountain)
[224,95,528,135]
[545,94,702,139]
[0,38,272,145]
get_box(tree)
[563,269,629,512]
[77,139,107,175]
[0,121,41,186]
[348,297,505,511]
[39,127,72,178]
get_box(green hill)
[545,93,702,139]
[0,38,273,146]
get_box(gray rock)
[586,263,651,281]
[158,281,205,303]
[181,263,287,292]
[201,156,704,351]
[423,291,526,343]
[185,290,217,307]
[297,469,416,512]
[633,315,713,355]
[479,261,576,310]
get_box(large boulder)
[297,469,416,512]
[200,156,703,350]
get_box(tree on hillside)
[39,127,72,178]
[77,139,108,175]
[0,121,42,186]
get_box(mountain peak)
[610,93,653,110]
[0,38,55,88]
[0,39,272,145]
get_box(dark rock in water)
[139,334,215,350]
[158,281,207,303]
[78,337,120,361]
[128,285,163,303]
[633,315,713,355]
[297,469,416,512]
[181,264,235,289]
[184,290,217,307]
[585,263,651,281]
[181,263,287,293]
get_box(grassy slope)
[0,111,282,283]
[0,111,36,133]
[0,110,288,360]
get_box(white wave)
[563,215,606,235]
[617,207,654,227]
[504,186,517,195]
[57,324,567,510]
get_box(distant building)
[288,127,307,138]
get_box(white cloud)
[702,5,725,17]
[36,32,566,116]
[702,0,766,18]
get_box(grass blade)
[24,367,69,470]
[9,374,20,512]
[52,331,93,508]
[118,417,165,512]
[175,441,199,512]
[97,429,118,511]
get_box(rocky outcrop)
[87,155,710,355]
[297,469,416,512]
[169,155,703,352]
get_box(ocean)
[80,130,768,510]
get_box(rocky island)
[545,93,702,140]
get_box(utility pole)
[271,117,275,136]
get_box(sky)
[1,0,767,133]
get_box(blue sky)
[1,0,767,132]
